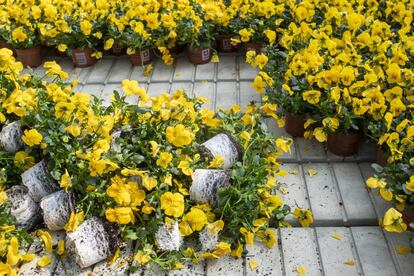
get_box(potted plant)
[228,0,282,54]
[8,26,41,67]
[46,4,105,67]
[176,2,215,65]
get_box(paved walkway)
[19,53,414,276]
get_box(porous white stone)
[66,217,115,268]
[40,190,74,230]
[155,222,182,251]
[92,242,133,276]
[6,185,41,229]
[21,160,58,202]
[199,228,218,251]
[201,133,242,169]
[190,169,231,206]
[206,255,243,276]
[0,121,23,152]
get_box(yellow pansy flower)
[22,129,43,147]
[160,192,184,218]
[383,208,407,233]
[166,124,195,147]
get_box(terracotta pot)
[0,39,14,53]
[243,42,262,54]
[327,132,363,157]
[285,112,305,137]
[15,47,42,67]
[71,48,97,68]
[402,210,414,231]
[111,43,124,56]
[169,44,185,55]
[376,147,388,166]
[216,35,235,52]
[187,46,211,65]
[128,48,152,65]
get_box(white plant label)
[201,48,210,61]
[222,39,232,50]
[74,52,87,65]
[141,49,150,62]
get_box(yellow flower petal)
[344,259,355,266]
[307,169,317,176]
[395,246,410,255]
[330,232,342,240]
[249,259,259,271]
[37,255,52,267]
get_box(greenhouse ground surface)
[20,52,414,276]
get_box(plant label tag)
[222,39,232,50]
[141,49,150,62]
[74,52,87,65]
[201,48,210,61]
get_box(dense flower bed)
[247,0,414,239]
[0,45,296,273]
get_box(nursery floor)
[19,53,414,276]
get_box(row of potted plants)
[0,0,285,67]
[249,0,414,243]
[0,46,297,272]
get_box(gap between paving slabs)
[19,53,414,276]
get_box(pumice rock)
[0,121,23,152]
[40,190,74,230]
[201,133,242,169]
[66,217,119,268]
[6,185,41,229]
[190,169,231,206]
[155,221,182,251]
[21,159,59,202]
[199,228,219,251]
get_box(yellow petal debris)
[330,232,342,240]
[289,170,298,175]
[37,255,52,267]
[295,265,307,276]
[344,259,355,266]
[395,246,410,255]
[249,259,259,271]
[307,169,317,176]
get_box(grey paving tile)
[352,227,398,276]
[170,82,193,95]
[173,56,195,81]
[217,56,237,80]
[239,81,260,108]
[82,84,104,101]
[107,58,132,83]
[195,62,215,81]
[206,255,243,276]
[238,56,258,80]
[296,138,327,161]
[151,59,173,82]
[129,64,151,83]
[147,82,170,97]
[384,231,414,276]
[303,163,345,225]
[333,163,377,225]
[86,59,114,84]
[280,228,322,276]
[359,162,389,219]
[215,81,238,111]
[58,59,75,75]
[102,84,121,105]
[276,163,309,225]
[69,67,91,84]
[193,82,215,110]
[245,229,283,276]
[54,255,92,276]
[316,227,361,276]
